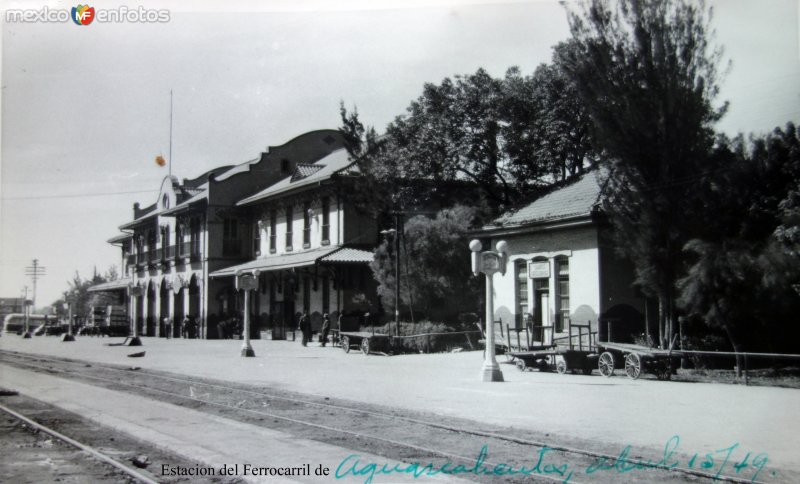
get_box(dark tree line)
[340,42,594,212]
[340,0,800,348]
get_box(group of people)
[216,315,242,340]
[161,315,199,339]
[298,311,332,347]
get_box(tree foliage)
[678,124,800,353]
[563,0,728,347]
[50,266,118,321]
[339,45,593,211]
[370,206,481,323]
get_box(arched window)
[515,260,528,329]
[555,257,570,332]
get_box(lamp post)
[380,223,401,337]
[236,270,259,357]
[62,299,75,342]
[22,299,33,339]
[470,239,509,382]
[128,285,143,346]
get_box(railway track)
[0,349,778,484]
[0,399,159,484]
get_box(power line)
[24,259,46,309]
[1,189,159,201]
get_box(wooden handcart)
[510,323,598,375]
[339,331,392,355]
[596,338,682,380]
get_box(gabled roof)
[237,148,354,206]
[485,169,605,230]
[291,163,324,182]
[160,190,208,216]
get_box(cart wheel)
[598,352,615,377]
[624,353,642,380]
[341,336,350,353]
[360,338,370,355]
[515,359,527,372]
[556,360,567,375]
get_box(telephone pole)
[25,259,46,310]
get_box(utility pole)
[21,285,31,338]
[25,259,46,311]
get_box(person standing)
[299,311,311,347]
[320,313,330,347]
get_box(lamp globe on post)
[470,238,506,382]
[61,300,75,342]
[237,270,257,357]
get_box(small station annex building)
[475,169,647,345]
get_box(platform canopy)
[87,278,133,293]
[210,246,373,278]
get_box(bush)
[362,320,477,353]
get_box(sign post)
[128,285,143,346]
[470,239,509,382]
[236,270,259,357]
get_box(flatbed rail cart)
[339,331,393,355]
[510,323,599,374]
[596,335,683,380]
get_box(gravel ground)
[0,389,244,484]
[1,334,798,482]
[0,352,787,484]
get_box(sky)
[1,0,799,309]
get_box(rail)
[0,402,159,484]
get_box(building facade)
[209,147,378,337]
[103,130,346,339]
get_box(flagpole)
[169,89,173,177]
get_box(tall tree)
[340,59,593,212]
[504,41,594,185]
[679,124,800,356]
[51,269,115,322]
[370,206,481,323]
[563,0,728,347]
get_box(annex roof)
[485,169,605,230]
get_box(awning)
[210,246,373,278]
[107,233,133,244]
[318,247,373,264]
[87,278,133,293]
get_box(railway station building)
[474,169,648,345]
[208,147,378,337]
[99,130,353,339]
